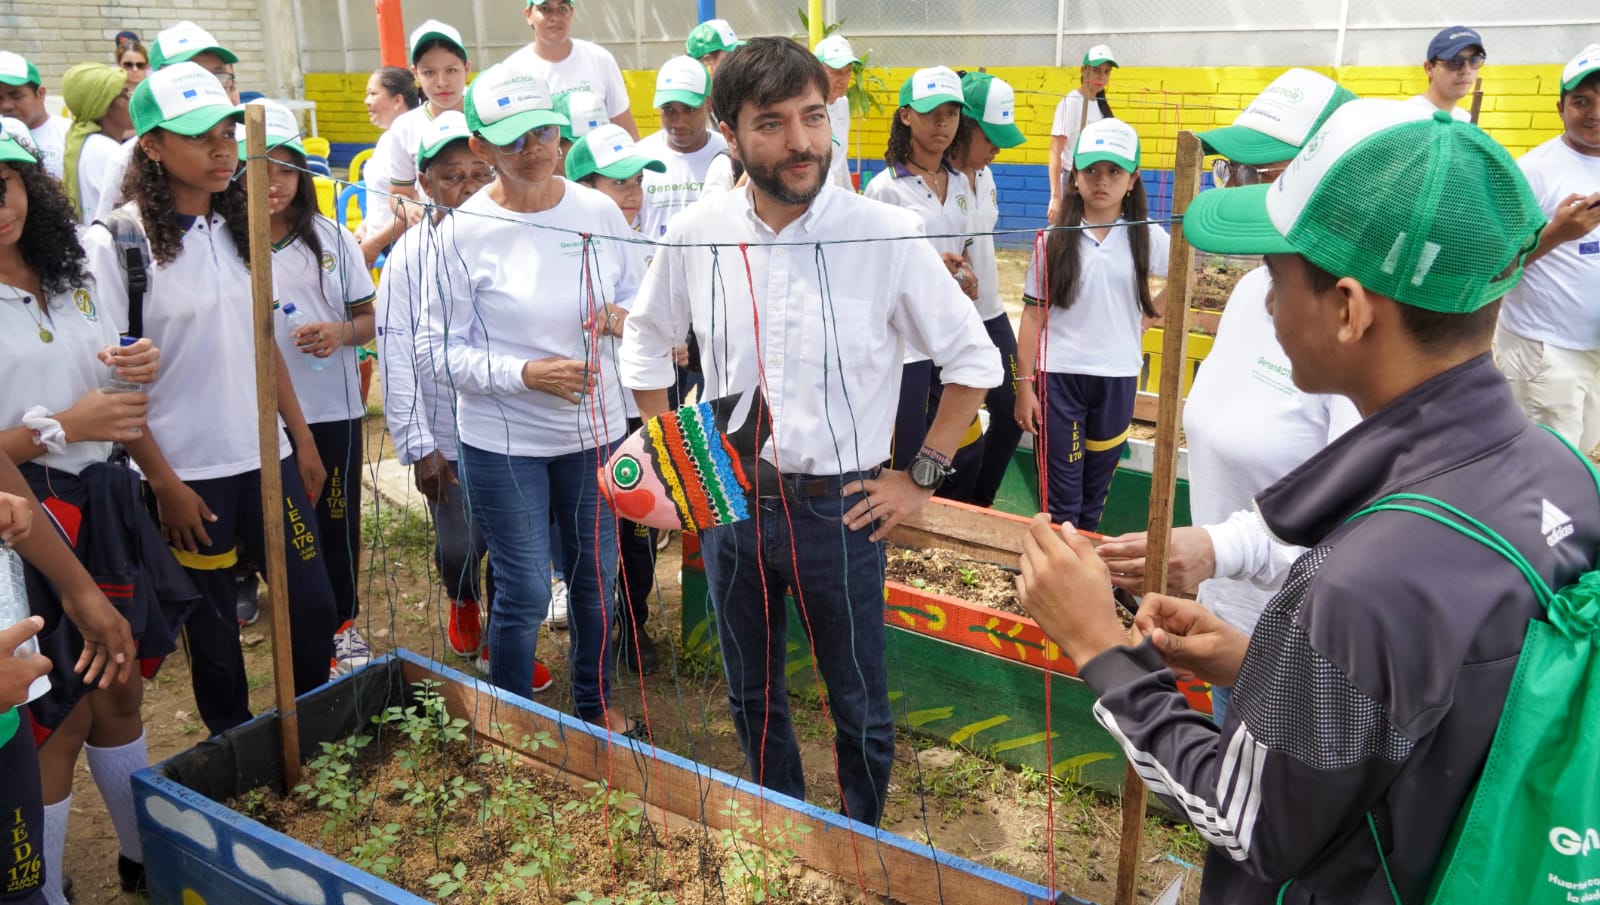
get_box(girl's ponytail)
[1123,178,1156,318]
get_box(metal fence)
[293,0,1600,74]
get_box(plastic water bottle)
[0,546,50,704]
[283,303,329,372]
[105,336,142,394]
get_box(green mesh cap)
[148,21,238,69]
[685,20,742,59]
[1198,68,1359,164]
[131,61,243,137]
[555,89,609,141]
[0,52,40,87]
[565,123,665,182]
[1185,99,1546,314]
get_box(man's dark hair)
[1560,70,1600,102]
[1301,254,1500,349]
[711,36,829,130]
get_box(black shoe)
[118,855,147,894]
[616,629,659,675]
[621,717,651,742]
[62,875,74,903]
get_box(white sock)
[85,732,147,862]
[42,795,69,905]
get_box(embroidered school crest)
[956,194,968,213]
[73,289,96,320]
[319,251,337,274]
[601,388,778,531]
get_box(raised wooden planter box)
[134,651,1068,905]
[680,492,1211,798]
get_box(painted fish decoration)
[601,388,778,530]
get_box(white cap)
[901,66,963,113]
[813,34,859,70]
[1562,44,1600,92]
[1083,44,1117,67]
[1074,117,1140,171]
[1266,99,1430,239]
[0,52,36,86]
[409,19,467,63]
[241,98,304,154]
[653,55,710,108]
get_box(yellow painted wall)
[307,64,1567,169]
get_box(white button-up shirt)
[620,183,1001,476]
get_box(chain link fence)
[294,0,1600,75]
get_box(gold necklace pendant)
[37,326,52,343]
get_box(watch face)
[909,457,941,488]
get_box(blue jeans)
[458,443,618,719]
[697,473,894,827]
[1211,683,1233,725]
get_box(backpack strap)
[91,210,150,339]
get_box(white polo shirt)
[1182,267,1361,634]
[359,127,400,240]
[1500,136,1600,351]
[85,206,292,479]
[91,138,137,221]
[864,161,974,363]
[636,130,727,242]
[1022,218,1170,377]
[0,274,119,475]
[417,181,643,457]
[30,114,69,180]
[1405,94,1471,123]
[271,215,377,425]
[502,39,631,119]
[1050,90,1105,165]
[377,217,456,464]
[620,184,1002,476]
[965,166,1005,322]
[385,104,443,194]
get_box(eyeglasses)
[1434,53,1486,72]
[121,60,149,71]
[206,71,238,90]
[1211,158,1284,187]
[493,125,560,154]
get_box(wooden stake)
[244,104,300,788]
[1469,77,1485,124]
[1114,130,1203,905]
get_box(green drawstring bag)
[1348,428,1600,904]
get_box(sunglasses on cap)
[492,125,561,154]
[1211,158,1286,187]
[1433,53,1486,71]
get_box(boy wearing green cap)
[636,55,725,242]
[505,0,638,139]
[1016,98,1599,903]
[1494,45,1600,455]
[0,51,69,180]
[685,18,742,76]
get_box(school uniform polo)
[864,161,974,364]
[1022,217,1171,377]
[0,275,118,475]
[85,206,292,480]
[384,104,441,197]
[270,215,376,425]
[417,181,644,458]
[965,165,1005,321]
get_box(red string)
[1032,225,1057,897]
[737,243,870,900]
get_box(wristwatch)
[907,447,954,491]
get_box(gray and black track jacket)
[1079,354,1600,903]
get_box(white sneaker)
[332,620,371,675]
[547,577,569,628]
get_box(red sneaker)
[447,597,482,657]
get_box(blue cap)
[1426,27,1485,62]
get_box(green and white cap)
[1185,99,1545,314]
[409,19,468,64]
[1074,117,1140,171]
[131,61,243,137]
[0,119,39,165]
[1198,69,1358,164]
[1562,44,1600,92]
[961,72,1025,148]
[148,21,238,69]
[416,109,471,168]
[1083,44,1117,67]
[238,98,304,156]
[685,19,742,59]
[654,56,710,109]
[464,64,566,145]
[565,123,666,182]
[899,66,963,113]
[0,52,40,87]
[813,34,859,70]
[526,0,574,7]
[555,89,609,142]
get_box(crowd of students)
[0,4,1597,903]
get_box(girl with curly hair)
[245,100,377,674]
[82,63,338,737]
[0,120,183,902]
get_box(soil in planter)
[1191,257,1256,312]
[885,547,1137,629]
[233,681,856,905]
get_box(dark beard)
[741,147,831,207]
